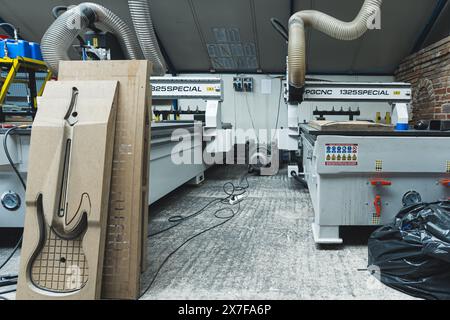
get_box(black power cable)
[0,235,22,272]
[148,175,250,238]
[141,203,241,298]
[148,198,222,238]
[272,78,284,143]
[0,274,17,287]
[291,171,308,189]
[0,22,19,40]
[270,18,289,42]
[2,127,27,189]
[140,174,250,299]
[0,126,29,298]
[0,288,16,300]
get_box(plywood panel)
[58,60,151,300]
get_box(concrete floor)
[0,165,414,300]
[140,165,414,300]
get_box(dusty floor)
[0,165,414,300]
[139,165,413,300]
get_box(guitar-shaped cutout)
[27,87,91,293]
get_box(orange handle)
[370,179,392,186]
[440,179,450,187]
[374,195,382,217]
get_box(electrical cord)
[270,18,288,42]
[140,173,250,298]
[0,126,28,278]
[148,175,250,238]
[0,288,16,300]
[148,198,222,237]
[141,203,241,299]
[272,78,284,142]
[0,23,19,40]
[2,126,27,189]
[291,171,308,189]
[244,93,259,144]
[0,235,22,272]
[0,274,17,288]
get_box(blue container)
[0,39,43,60]
[29,42,43,60]
[395,123,409,131]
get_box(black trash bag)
[368,201,450,300]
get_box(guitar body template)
[17,80,118,300]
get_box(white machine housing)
[279,81,412,151]
[284,80,450,244]
[302,128,450,244]
[152,77,232,153]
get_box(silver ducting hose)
[41,2,143,75]
[128,0,167,75]
[288,0,382,89]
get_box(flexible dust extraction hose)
[128,0,167,76]
[288,0,382,89]
[41,2,143,75]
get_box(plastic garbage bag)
[368,201,450,300]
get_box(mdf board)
[17,80,119,300]
[309,120,395,132]
[59,61,151,299]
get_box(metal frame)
[0,56,51,108]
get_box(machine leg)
[311,223,343,244]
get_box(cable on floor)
[148,173,250,238]
[0,288,16,300]
[148,198,222,237]
[291,171,308,189]
[140,173,250,298]
[0,274,18,288]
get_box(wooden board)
[309,120,395,132]
[59,61,151,299]
[17,80,119,300]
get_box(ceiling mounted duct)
[41,2,143,75]
[288,0,383,90]
[128,0,167,76]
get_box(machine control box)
[233,77,253,92]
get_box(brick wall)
[395,36,450,122]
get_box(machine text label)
[152,85,202,92]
